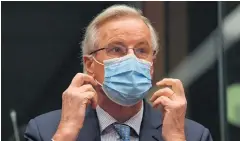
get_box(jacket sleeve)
[200,128,213,141]
[24,119,42,141]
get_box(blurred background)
[1,1,240,141]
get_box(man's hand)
[53,73,98,141]
[150,78,187,141]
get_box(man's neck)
[97,91,142,123]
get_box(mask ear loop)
[95,79,103,86]
[83,55,104,66]
[92,56,104,66]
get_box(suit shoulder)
[34,109,61,122]
[33,110,62,131]
[185,118,205,130]
[25,110,62,141]
[185,118,210,140]
[34,110,61,138]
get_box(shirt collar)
[96,101,144,135]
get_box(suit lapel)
[77,106,101,141]
[139,100,164,141]
[76,101,164,141]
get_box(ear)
[83,56,95,77]
[151,57,156,78]
[151,64,154,78]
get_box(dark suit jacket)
[24,101,213,141]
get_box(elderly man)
[25,5,213,141]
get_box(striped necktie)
[114,123,130,141]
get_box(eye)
[111,46,122,53]
[135,47,148,54]
[106,45,126,57]
[139,48,146,53]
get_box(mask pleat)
[101,54,152,106]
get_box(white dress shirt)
[96,102,144,141]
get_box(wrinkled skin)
[53,16,187,141]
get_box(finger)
[80,85,98,109]
[79,84,97,93]
[156,78,184,96]
[150,87,174,102]
[152,96,172,108]
[78,92,95,119]
[71,73,97,87]
[91,91,98,109]
[88,91,98,109]
[83,91,98,109]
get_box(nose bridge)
[127,48,135,55]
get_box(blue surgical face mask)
[93,54,152,106]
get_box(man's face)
[84,16,154,84]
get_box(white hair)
[81,4,159,57]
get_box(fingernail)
[149,98,152,101]
[156,81,161,85]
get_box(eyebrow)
[135,41,150,47]
[106,40,151,48]
[107,41,125,46]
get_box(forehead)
[97,16,151,47]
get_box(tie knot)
[113,123,130,141]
